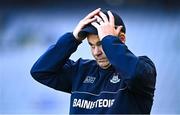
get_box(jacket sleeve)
[30,33,81,93]
[101,35,157,96]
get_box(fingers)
[99,11,108,23]
[84,8,101,20]
[95,11,115,26]
[91,21,100,28]
[73,8,101,41]
[94,15,103,24]
[83,17,97,25]
[107,11,115,26]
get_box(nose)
[94,46,102,56]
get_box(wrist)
[72,32,82,44]
[73,32,82,41]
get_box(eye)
[91,45,95,49]
[96,41,102,46]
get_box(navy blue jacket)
[30,33,156,114]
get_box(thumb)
[116,26,123,35]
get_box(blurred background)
[0,0,180,114]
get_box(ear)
[119,32,126,44]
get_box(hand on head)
[73,8,101,41]
[91,11,123,40]
[73,8,124,42]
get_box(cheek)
[91,49,95,56]
[101,50,107,57]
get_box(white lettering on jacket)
[73,98,115,109]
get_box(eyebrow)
[88,42,93,46]
[88,41,102,46]
[96,41,102,46]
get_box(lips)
[98,60,104,62]
[97,58,107,62]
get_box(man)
[30,8,157,114]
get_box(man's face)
[87,34,111,69]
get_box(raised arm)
[91,10,156,95]
[30,8,101,93]
[30,33,81,93]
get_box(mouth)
[97,58,107,62]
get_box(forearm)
[101,35,138,78]
[31,32,81,74]
[101,35,156,94]
[30,33,81,92]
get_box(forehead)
[87,34,100,44]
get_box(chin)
[98,62,110,69]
